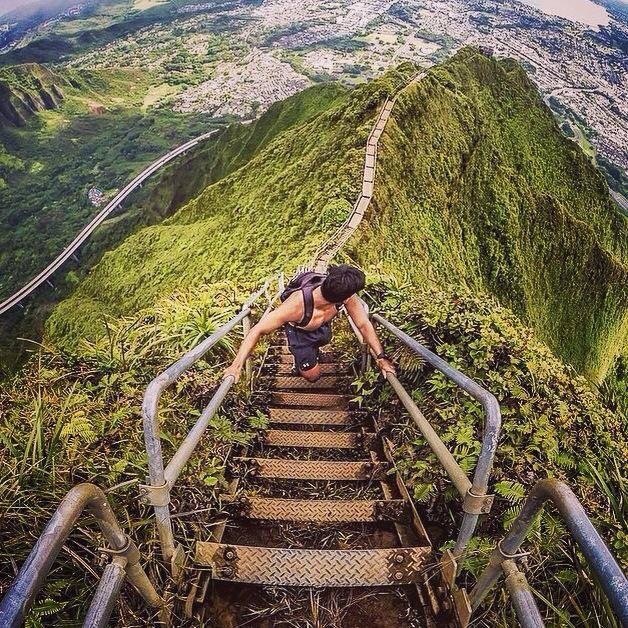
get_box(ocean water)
[519,0,611,28]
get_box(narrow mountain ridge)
[47,49,627,389]
[350,49,627,383]
[46,65,415,346]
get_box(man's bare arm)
[223,296,301,381]
[344,296,396,375]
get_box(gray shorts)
[284,323,332,372]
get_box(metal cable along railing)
[347,300,627,626]
[0,484,168,628]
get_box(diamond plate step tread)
[196,543,430,587]
[232,457,387,481]
[271,375,353,390]
[233,496,409,523]
[274,362,349,375]
[271,392,352,407]
[263,429,373,449]
[268,408,354,425]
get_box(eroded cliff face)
[0,63,70,127]
[352,48,627,384]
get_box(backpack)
[280,271,326,327]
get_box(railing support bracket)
[98,537,141,566]
[497,539,531,561]
[462,488,494,515]
[139,481,171,507]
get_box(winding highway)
[0,130,218,316]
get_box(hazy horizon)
[0,0,78,17]
[0,0,45,16]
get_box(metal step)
[271,375,353,390]
[232,496,409,523]
[196,543,430,587]
[268,408,355,425]
[274,353,336,364]
[232,457,387,481]
[262,429,372,449]
[274,362,348,375]
[271,392,352,407]
[271,345,292,354]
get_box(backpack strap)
[297,284,316,327]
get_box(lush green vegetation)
[47,67,413,347]
[0,64,217,301]
[1,49,625,626]
[0,281,268,623]
[350,49,627,384]
[350,279,626,625]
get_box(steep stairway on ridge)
[185,338,458,626]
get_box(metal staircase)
[191,342,452,623]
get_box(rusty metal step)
[268,408,355,425]
[271,392,352,407]
[270,345,291,354]
[232,457,387,481]
[274,362,349,375]
[196,543,430,587]
[273,353,336,364]
[231,496,409,523]
[262,429,372,449]
[271,375,353,390]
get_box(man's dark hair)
[321,265,365,303]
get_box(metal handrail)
[368,312,501,556]
[469,479,628,624]
[501,560,545,628]
[0,483,167,628]
[351,308,627,625]
[141,275,281,566]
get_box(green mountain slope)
[349,49,627,383]
[0,62,219,301]
[3,48,627,625]
[47,69,413,346]
[48,49,626,388]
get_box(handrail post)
[0,484,166,627]
[142,379,177,565]
[501,560,545,628]
[242,313,252,385]
[370,312,500,560]
[83,557,127,628]
[140,275,280,569]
